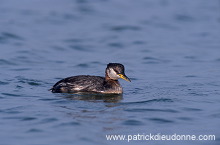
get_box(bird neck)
[103,76,122,94]
[105,73,112,81]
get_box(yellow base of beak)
[118,74,131,82]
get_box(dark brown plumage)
[50,63,131,94]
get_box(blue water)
[0,0,220,145]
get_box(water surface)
[0,0,220,145]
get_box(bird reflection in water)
[56,92,123,103]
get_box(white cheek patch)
[108,68,120,80]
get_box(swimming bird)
[50,63,131,94]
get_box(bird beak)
[118,74,131,82]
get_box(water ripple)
[2,93,21,97]
[16,76,43,86]
[0,32,24,43]
[175,14,195,22]
[56,122,81,127]
[182,107,203,112]
[21,117,37,121]
[148,118,174,123]
[125,108,179,113]
[122,119,144,126]
[3,116,37,121]
[40,118,58,124]
[108,42,124,48]
[143,56,170,64]
[27,128,43,133]
[76,63,89,68]
[109,25,141,32]
[69,44,91,51]
[177,117,193,121]
[0,81,9,85]
[122,98,174,105]
[0,59,17,66]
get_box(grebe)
[50,63,131,94]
